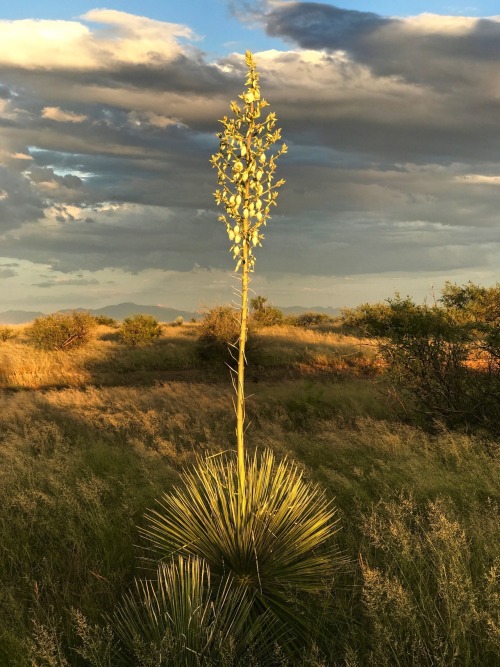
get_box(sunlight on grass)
[0,317,498,664]
[0,322,380,389]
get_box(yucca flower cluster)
[211,51,287,273]
[210,51,288,483]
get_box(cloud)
[0,6,498,312]
[1,201,227,274]
[263,2,390,50]
[458,174,500,185]
[0,267,17,279]
[257,3,500,91]
[0,10,197,71]
[33,277,99,288]
[0,167,45,233]
[42,107,87,123]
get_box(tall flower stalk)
[210,51,287,499]
[71,52,337,665]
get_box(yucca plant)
[111,556,274,666]
[141,450,338,642]
[131,50,339,659]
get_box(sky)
[0,1,499,313]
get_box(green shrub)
[250,296,284,327]
[26,312,95,351]
[292,312,331,327]
[120,314,162,347]
[440,280,500,323]
[0,326,16,342]
[341,286,500,434]
[197,306,241,360]
[93,314,118,327]
[252,306,285,327]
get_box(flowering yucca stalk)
[210,51,287,496]
[132,54,338,657]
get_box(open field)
[0,322,379,390]
[0,322,498,665]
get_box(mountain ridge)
[0,302,341,324]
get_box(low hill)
[0,310,45,324]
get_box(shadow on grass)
[1,325,382,392]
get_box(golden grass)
[0,367,498,664]
[0,322,380,390]
[253,324,380,375]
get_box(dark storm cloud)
[97,56,235,95]
[264,2,390,51]
[0,167,45,232]
[1,204,228,274]
[259,2,500,88]
[29,166,83,190]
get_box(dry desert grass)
[0,321,379,390]
[0,318,498,665]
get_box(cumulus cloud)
[0,10,197,71]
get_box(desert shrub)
[293,312,331,327]
[250,296,268,312]
[120,314,163,347]
[252,305,284,327]
[250,296,284,327]
[26,312,95,351]
[172,316,184,327]
[0,326,16,342]
[341,287,500,433]
[93,314,118,327]
[197,306,241,361]
[441,281,500,365]
[440,280,500,323]
[341,300,401,337]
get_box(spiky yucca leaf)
[140,449,338,633]
[112,555,274,666]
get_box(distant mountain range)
[62,303,197,322]
[0,310,46,324]
[0,302,341,324]
[0,303,196,324]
